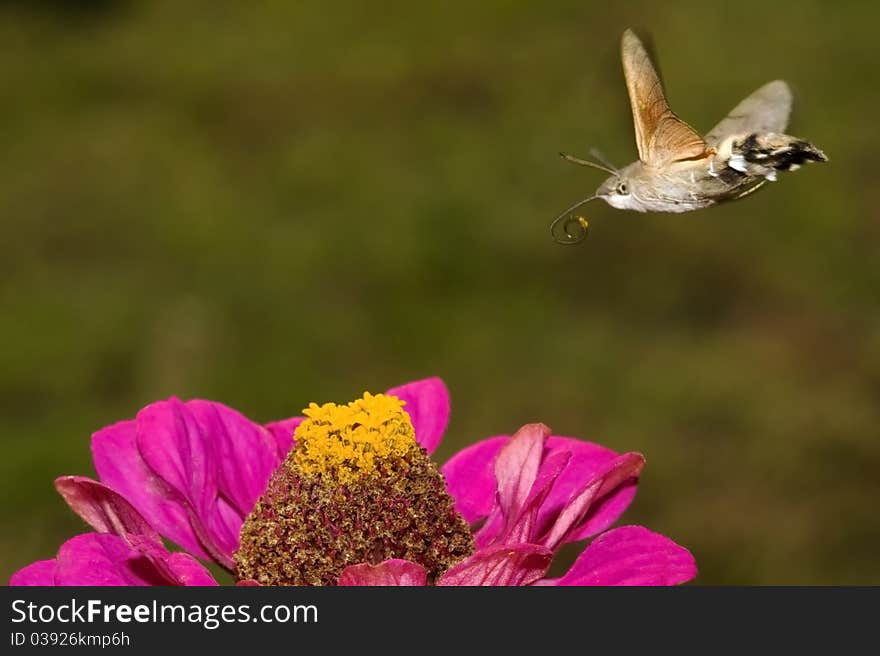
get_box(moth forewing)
[620,29,706,167]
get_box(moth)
[551,28,827,243]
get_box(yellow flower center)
[292,392,417,485]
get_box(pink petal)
[554,525,697,586]
[54,476,161,545]
[569,479,638,541]
[210,497,247,560]
[493,424,549,527]
[134,400,226,553]
[537,478,603,550]
[264,416,304,459]
[540,437,642,542]
[182,401,283,561]
[386,378,450,455]
[474,424,571,549]
[9,560,57,586]
[444,433,643,543]
[538,452,645,550]
[92,416,211,563]
[441,436,507,523]
[186,401,280,521]
[477,449,570,548]
[438,543,553,586]
[338,560,428,586]
[92,399,285,571]
[52,533,217,586]
[120,533,217,586]
[165,553,220,586]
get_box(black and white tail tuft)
[727,132,827,180]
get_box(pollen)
[234,391,474,586]
[292,393,416,485]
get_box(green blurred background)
[2,0,878,585]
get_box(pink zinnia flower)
[9,378,696,586]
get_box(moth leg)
[708,157,719,177]
[733,180,767,200]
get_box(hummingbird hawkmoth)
[551,28,828,244]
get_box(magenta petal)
[183,400,282,564]
[53,534,171,586]
[51,533,217,586]
[385,378,449,455]
[569,479,638,542]
[555,525,697,586]
[478,449,571,548]
[540,437,642,543]
[54,476,161,545]
[165,554,219,586]
[338,560,428,586]
[264,416,304,459]
[539,452,645,549]
[473,424,553,548]
[441,435,508,523]
[92,416,211,563]
[134,400,223,550]
[185,401,279,519]
[93,398,282,571]
[438,543,553,586]
[9,560,57,586]
[123,533,217,586]
[494,424,549,525]
[538,478,603,550]
[445,432,644,543]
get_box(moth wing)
[704,80,792,146]
[621,29,707,167]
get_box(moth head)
[596,174,630,201]
[596,173,642,210]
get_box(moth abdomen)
[739,132,827,168]
[728,132,827,178]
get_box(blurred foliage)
[1,0,878,585]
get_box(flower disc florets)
[235,393,474,585]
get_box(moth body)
[598,130,827,213]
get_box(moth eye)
[616,181,629,195]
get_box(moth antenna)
[559,152,618,177]
[588,148,619,174]
[550,195,597,245]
